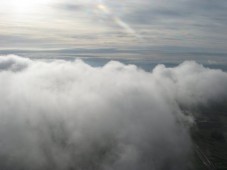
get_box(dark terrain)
[190,102,227,170]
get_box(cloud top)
[0,55,227,170]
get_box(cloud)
[1,0,227,51]
[0,55,227,170]
[119,0,227,24]
[0,55,30,71]
[58,0,227,51]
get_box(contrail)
[96,1,141,38]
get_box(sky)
[1,1,227,168]
[0,0,227,60]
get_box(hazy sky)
[0,0,227,54]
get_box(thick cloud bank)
[0,55,227,170]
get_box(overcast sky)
[0,0,227,56]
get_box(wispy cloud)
[0,0,227,55]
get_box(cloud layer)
[1,0,227,52]
[0,55,227,170]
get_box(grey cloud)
[115,0,227,50]
[1,0,227,52]
[124,0,227,25]
[0,55,227,170]
[0,34,42,45]
[54,3,87,12]
[108,0,226,36]
[0,55,30,72]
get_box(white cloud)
[0,55,227,170]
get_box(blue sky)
[0,0,227,61]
